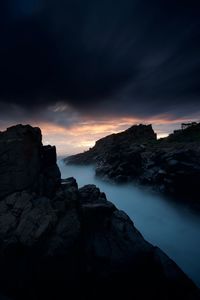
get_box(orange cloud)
[33,114,199,156]
[1,113,199,156]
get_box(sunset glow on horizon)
[1,112,199,156]
[32,115,200,155]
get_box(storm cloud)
[0,0,200,119]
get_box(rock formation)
[66,123,200,202]
[0,124,199,299]
[0,125,61,199]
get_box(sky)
[0,0,200,155]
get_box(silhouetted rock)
[65,124,156,165]
[66,123,200,202]
[0,125,61,199]
[167,122,200,143]
[0,124,199,299]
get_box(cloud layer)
[0,0,199,119]
[0,0,200,154]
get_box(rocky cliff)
[66,124,156,165]
[0,125,61,199]
[65,123,200,202]
[0,125,199,300]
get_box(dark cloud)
[0,0,200,118]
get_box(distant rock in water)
[65,123,200,202]
[0,124,199,299]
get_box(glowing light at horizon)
[36,114,199,155]
[1,113,199,156]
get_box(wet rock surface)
[0,124,199,299]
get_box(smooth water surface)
[58,159,200,287]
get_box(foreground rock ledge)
[0,125,199,300]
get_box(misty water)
[58,159,200,287]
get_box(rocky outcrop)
[0,125,61,199]
[65,124,156,165]
[0,182,199,300]
[0,124,199,299]
[66,123,200,202]
[140,148,200,200]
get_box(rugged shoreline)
[0,124,199,299]
[65,123,200,204]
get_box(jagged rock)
[16,197,57,246]
[79,184,107,203]
[66,123,200,202]
[65,124,156,165]
[0,125,199,299]
[142,148,200,199]
[0,125,61,199]
[79,185,116,224]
